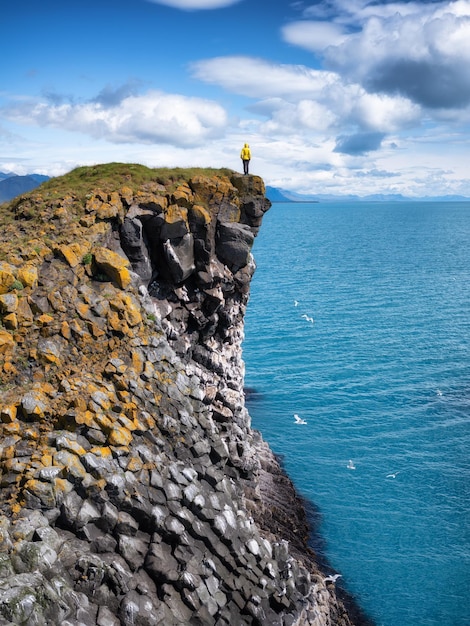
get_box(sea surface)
[242,201,470,626]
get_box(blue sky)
[2,0,470,196]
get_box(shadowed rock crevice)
[0,164,358,625]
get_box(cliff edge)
[0,164,355,626]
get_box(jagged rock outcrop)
[0,164,355,626]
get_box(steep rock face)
[0,165,355,626]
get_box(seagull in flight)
[386,471,400,478]
[294,300,299,307]
[294,414,307,425]
[347,459,356,470]
[323,574,342,584]
[301,314,314,323]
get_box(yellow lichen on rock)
[120,186,134,205]
[108,425,132,447]
[60,321,71,339]
[0,264,16,295]
[2,313,18,330]
[172,184,194,208]
[26,239,52,260]
[85,194,104,213]
[37,339,61,365]
[134,191,168,212]
[164,204,188,226]
[54,451,87,481]
[57,436,87,457]
[74,410,97,428]
[0,404,17,423]
[16,298,34,325]
[107,310,127,334]
[109,292,142,327]
[53,477,74,498]
[90,446,112,458]
[87,222,109,241]
[0,329,15,355]
[86,191,124,221]
[93,413,114,433]
[93,247,132,289]
[189,204,211,226]
[58,242,90,268]
[87,321,106,338]
[40,453,53,467]
[131,350,145,375]
[2,421,21,435]
[109,191,123,210]
[20,389,49,419]
[75,302,92,320]
[17,265,38,289]
[190,174,238,207]
[37,314,54,326]
[52,202,72,224]
[22,479,56,509]
[126,456,143,472]
[96,202,119,220]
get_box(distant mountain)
[266,185,470,203]
[266,186,320,202]
[0,174,50,203]
[265,186,294,202]
[29,174,50,184]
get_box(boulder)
[163,234,195,284]
[0,264,15,294]
[120,217,152,281]
[216,222,254,271]
[93,247,131,289]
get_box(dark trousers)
[242,159,250,174]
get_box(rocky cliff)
[0,164,355,626]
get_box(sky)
[2,0,470,197]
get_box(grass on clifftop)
[38,163,235,200]
[1,162,236,218]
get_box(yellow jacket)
[240,143,251,160]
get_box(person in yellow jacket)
[240,143,251,175]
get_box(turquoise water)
[243,201,470,626]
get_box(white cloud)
[191,56,342,99]
[287,0,470,110]
[145,0,242,9]
[281,20,349,53]
[2,91,229,147]
[350,92,421,132]
[192,55,421,135]
[249,98,337,135]
[303,0,440,24]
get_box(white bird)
[294,414,307,425]
[301,314,314,323]
[294,300,299,307]
[386,471,400,478]
[347,459,356,470]
[323,574,342,584]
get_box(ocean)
[242,201,470,626]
